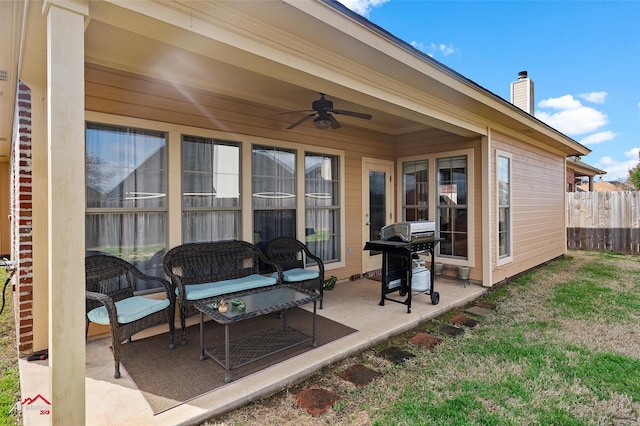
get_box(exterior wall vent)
[0,70,7,81]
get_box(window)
[437,156,468,259]
[85,123,167,290]
[402,160,429,221]
[182,136,241,242]
[252,145,296,244]
[497,153,512,261]
[305,153,340,262]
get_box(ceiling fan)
[281,93,372,130]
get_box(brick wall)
[566,168,575,192]
[11,81,34,354]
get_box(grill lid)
[381,221,435,242]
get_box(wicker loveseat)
[163,240,282,345]
[85,254,176,379]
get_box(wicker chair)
[265,237,325,309]
[163,240,282,345]
[85,255,176,379]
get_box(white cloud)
[432,43,456,56]
[538,95,582,110]
[535,95,608,135]
[595,148,640,181]
[336,0,389,16]
[579,131,618,145]
[579,91,607,104]
[410,41,457,57]
[536,108,608,135]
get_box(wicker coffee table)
[195,285,321,383]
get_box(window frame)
[436,155,469,261]
[85,120,168,293]
[397,148,474,267]
[496,150,513,266]
[401,159,429,221]
[304,151,341,264]
[181,135,242,243]
[85,112,347,273]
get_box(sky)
[337,0,640,182]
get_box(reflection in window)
[182,136,240,242]
[498,155,511,259]
[85,123,167,289]
[252,146,296,245]
[305,153,340,263]
[403,160,429,221]
[369,171,386,242]
[86,123,166,209]
[437,156,468,258]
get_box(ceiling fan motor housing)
[312,96,333,112]
[283,93,371,130]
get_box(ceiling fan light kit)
[281,93,372,130]
[313,117,332,129]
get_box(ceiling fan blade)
[331,109,372,120]
[287,113,316,129]
[279,109,314,115]
[329,114,341,129]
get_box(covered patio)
[19,276,485,425]
[2,1,589,424]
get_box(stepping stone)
[450,313,478,328]
[295,387,342,416]
[378,346,415,364]
[434,323,464,337]
[475,301,497,309]
[465,306,492,317]
[337,363,382,387]
[409,332,443,349]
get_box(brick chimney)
[510,71,534,114]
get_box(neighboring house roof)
[567,157,607,179]
[576,181,634,192]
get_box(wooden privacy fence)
[566,191,640,254]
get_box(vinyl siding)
[490,131,566,284]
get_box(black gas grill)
[364,221,441,313]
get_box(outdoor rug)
[119,308,357,414]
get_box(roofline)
[321,0,590,155]
[567,157,607,176]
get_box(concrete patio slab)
[18,276,485,425]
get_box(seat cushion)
[87,296,171,325]
[181,274,277,300]
[272,268,320,282]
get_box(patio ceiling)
[83,20,425,136]
[81,0,464,137]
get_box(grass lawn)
[210,250,640,425]
[0,268,21,426]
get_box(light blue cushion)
[272,268,320,282]
[181,274,277,300]
[87,296,170,325]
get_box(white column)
[47,1,87,424]
[481,131,492,287]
